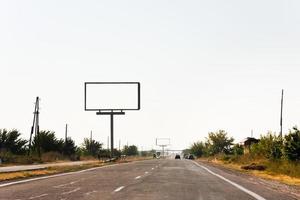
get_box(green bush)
[251,132,283,160]
[190,142,205,158]
[232,144,244,156]
[284,127,300,161]
[122,145,138,156]
[206,130,234,155]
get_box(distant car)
[175,154,181,159]
[188,155,195,160]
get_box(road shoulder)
[195,160,300,200]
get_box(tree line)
[0,129,140,163]
[186,127,300,162]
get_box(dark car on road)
[175,154,181,159]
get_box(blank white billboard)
[85,82,140,111]
[156,138,170,146]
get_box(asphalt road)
[0,159,298,200]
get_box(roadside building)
[241,137,259,154]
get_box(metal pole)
[90,130,93,154]
[110,114,114,158]
[28,98,38,156]
[36,97,41,159]
[65,124,68,143]
[280,89,284,138]
[107,136,109,151]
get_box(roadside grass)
[0,163,102,182]
[199,155,300,186]
[0,157,152,182]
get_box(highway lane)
[0,159,297,200]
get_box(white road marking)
[192,161,266,200]
[114,186,125,193]
[0,160,147,188]
[151,168,154,170]
[135,176,141,180]
[85,190,98,195]
[145,171,149,174]
[61,187,81,195]
[54,181,79,188]
[29,194,48,199]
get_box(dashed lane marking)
[135,176,141,180]
[29,194,48,199]
[61,187,81,195]
[114,186,125,193]
[54,181,79,188]
[85,190,98,195]
[0,160,151,188]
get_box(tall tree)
[0,129,27,155]
[122,145,138,156]
[190,142,205,157]
[206,130,234,155]
[32,130,63,153]
[82,138,103,157]
[63,137,76,156]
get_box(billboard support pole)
[97,111,125,158]
[110,114,114,158]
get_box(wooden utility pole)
[280,89,284,138]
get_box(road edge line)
[192,161,266,200]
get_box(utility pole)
[28,98,37,156]
[62,123,68,157]
[65,124,68,143]
[90,130,93,154]
[35,97,40,159]
[28,97,40,158]
[107,136,109,151]
[119,139,121,151]
[280,89,284,138]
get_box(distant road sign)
[84,82,140,111]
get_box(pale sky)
[1,0,300,151]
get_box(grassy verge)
[199,155,300,186]
[0,157,152,182]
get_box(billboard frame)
[84,82,141,112]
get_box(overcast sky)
[1,0,300,151]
